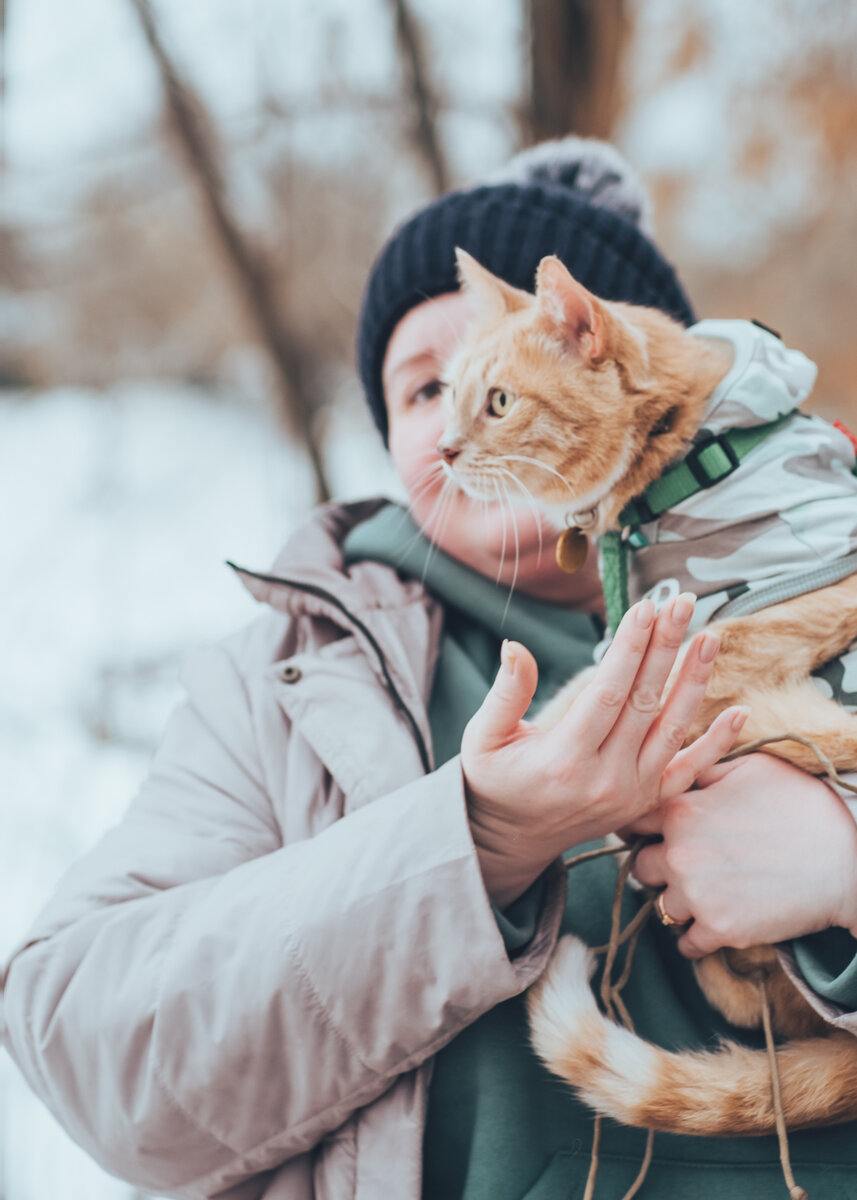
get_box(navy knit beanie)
[356,137,695,444]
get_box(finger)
[617,809,665,839]
[693,756,748,789]
[559,599,655,747]
[658,707,750,800]
[677,923,721,959]
[654,886,693,927]
[631,841,667,888]
[601,593,696,754]
[466,640,539,751]
[636,629,720,781]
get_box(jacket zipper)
[226,563,432,775]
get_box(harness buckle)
[684,433,740,489]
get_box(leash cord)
[758,973,809,1200]
[561,727,847,1199]
[565,837,658,1200]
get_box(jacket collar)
[227,499,441,771]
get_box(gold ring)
[655,891,683,928]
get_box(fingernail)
[698,631,720,663]
[672,592,696,625]
[501,638,517,676]
[731,705,750,730]
[635,599,654,627]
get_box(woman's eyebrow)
[383,350,439,389]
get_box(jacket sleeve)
[778,770,857,1034]
[0,630,566,1200]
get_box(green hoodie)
[345,504,857,1200]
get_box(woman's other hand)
[461,596,747,908]
[627,754,857,956]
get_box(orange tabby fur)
[441,248,857,1135]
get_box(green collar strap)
[617,415,794,529]
[600,413,795,635]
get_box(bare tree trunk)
[128,0,330,503]
[527,0,628,143]
[387,0,451,196]
[0,0,7,172]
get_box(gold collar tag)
[555,526,589,574]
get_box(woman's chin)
[420,493,548,565]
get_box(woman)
[3,138,857,1200]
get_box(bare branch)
[0,0,8,172]
[127,0,330,502]
[386,0,451,195]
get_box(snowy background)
[3,0,857,1195]
[0,381,401,1198]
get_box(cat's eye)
[487,388,517,418]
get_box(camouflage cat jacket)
[624,318,857,706]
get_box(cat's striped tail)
[527,935,857,1135]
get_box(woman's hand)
[627,754,857,957]
[461,595,748,908]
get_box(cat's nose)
[438,443,461,465]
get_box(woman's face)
[382,291,603,610]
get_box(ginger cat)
[440,247,857,1136]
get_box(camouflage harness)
[595,320,857,714]
[600,411,797,636]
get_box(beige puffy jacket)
[0,500,566,1200]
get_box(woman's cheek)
[389,407,446,496]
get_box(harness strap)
[599,531,629,639]
[600,413,796,635]
[618,415,794,529]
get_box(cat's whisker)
[496,453,578,502]
[406,482,440,511]
[406,465,451,576]
[395,462,447,553]
[421,473,456,584]
[496,466,544,568]
[499,477,520,624]
[436,476,461,566]
[419,495,445,584]
[406,463,445,509]
[393,477,448,571]
[492,477,509,586]
[413,454,445,478]
[406,460,448,507]
[426,468,454,526]
[437,477,460,561]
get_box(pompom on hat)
[356,135,696,444]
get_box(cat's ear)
[535,256,605,360]
[455,248,530,321]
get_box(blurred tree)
[0,0,6,172]
[624,0,857,425]
[127,0,331,502]
[0,217,41,387]
[386,0,451,195]
[527,0,628,141]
